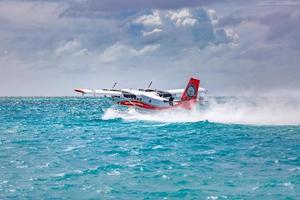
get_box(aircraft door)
[169,97,174,106]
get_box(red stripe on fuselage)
[118,100,165,110]
[117,100,196,110]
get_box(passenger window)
[149,100,151,103]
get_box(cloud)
[0,3,241,96]
[142,28,162,36]
[167,8,197,27]
[0,0,299,96]
[58,0,300,18]
[132,8,238,49]
[98,43,160,62]
[0,1,65,25]
[61,0,203,15]
[259,11,300,51]
[134,10,162,26]
[206,9,218,25]
[215,28,239,44]
[55,39,88,56]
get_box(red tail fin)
[181,78,200,101]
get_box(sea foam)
[102,96,300,125]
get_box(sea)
[0,97,299,199]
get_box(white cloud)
[167,8,197,27]
[207,9,218,25]
[142,28,163,36]
[224,29,239,43]
[134,10,162,26]
[137,44,160,55]
[55,39,88,56]
[98,43,160,62]
[132,8,238,48]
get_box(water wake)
[102,96,300,125]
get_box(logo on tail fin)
[187,85,196,97]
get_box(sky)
[0,0,299,96]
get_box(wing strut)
[112,82,117,89]
[147,81,152,89]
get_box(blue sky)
[0,0,299,96]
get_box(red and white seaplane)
[74,77,207,110]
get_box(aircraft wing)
[74,88,122,97]
[166,89,184,97]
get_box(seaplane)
[74,77,207,110]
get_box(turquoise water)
[0,97,299,199]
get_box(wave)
[102,96,300,125]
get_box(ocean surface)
[0,97,299,199]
